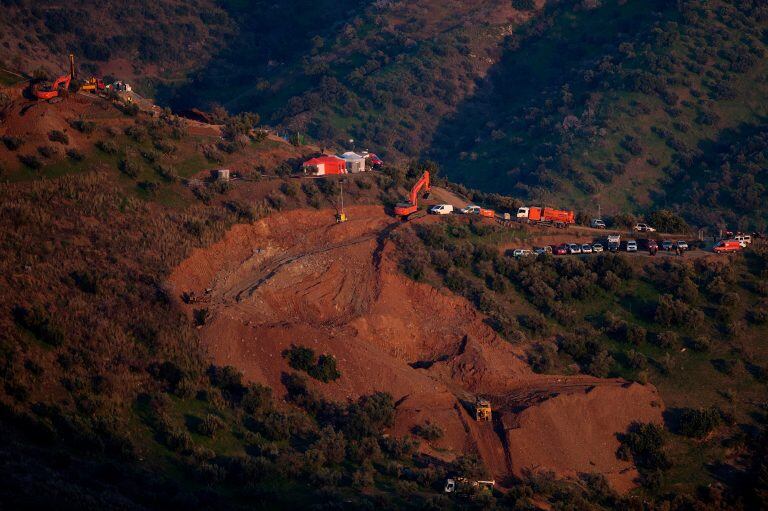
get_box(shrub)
[48,130,69,144]
[310,354,341,383]
[283,345,315,372]
[282,345,341,382]
[654,331,678,348]
[96,140,118,154]
[66,149,85,161]
[197,414,225,438]
[18,154,42,170]
[2,135,24,150]
[679,407,722,438]
[413,421,443,441]
[12,305,65,346]
[119,158,140,178]
[69,119,96,134]
[37,145,56,158]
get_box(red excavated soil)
[168,205,664,491]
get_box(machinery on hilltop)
[32,53,74,101]
[394,170,431,220]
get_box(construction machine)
[394,171,430,220]
[475,398,492,421]
[33,53,74,101]
[81,76,106,93]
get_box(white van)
[734,234,752,246]
[429,204,454,215]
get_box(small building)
[210,168,231,181]
[340,151,366,173]
[302,155,347,176]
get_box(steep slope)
[0,0,233,83]
[430,0,768,223]
[164,0,546,157]
[167,205,665,491]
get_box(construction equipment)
[81,76,106,93]
[394,171,430,219]
[475,398,492,421]
[516,206,575,228]
[444,477,495,495]
[32,53,74,101]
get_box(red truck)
[516,206,575,227]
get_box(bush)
[119,158,140,178]
[679,407,722,438]
[69,119,96,134]
[66,149,85,161]
[18,154,42,170]
[311,354,341,383]
[2,135,23,150]
[413,421,443,441]
[197,414,225,438]
[96,140,119,154]
[37,145,56,158]
[48,130,69,144]
[282,345,341,382]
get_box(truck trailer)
[516,206,575,228]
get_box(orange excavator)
[33,53,74,101]
[394,170,430,220]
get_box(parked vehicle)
[533,246,553,255]
[553,244,568,255]
[634,223,656,232]
[591,219,606,229]
[647,239,658,251]
[676,241,689,251]
[734,234,752,246]
[608,242,620,252]
[592,243,604,253]
[517,206,575,227]
[461,204,495,217]
[581,244,593,254]
[625,240,638,252]
[714,240,742,253]
[567,243,582,254]
[512,249,533,258]
[661,240,673,251]
[429,204,454,215]
[607,234,621,244]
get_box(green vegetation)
[282,344,341,383]
[393,215,768,503]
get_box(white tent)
[339,151,366,173]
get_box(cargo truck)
[516,206,575,228]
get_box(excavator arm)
[394,171,431,218]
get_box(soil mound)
[168,205,664,491]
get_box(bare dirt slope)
[168,205,664,491]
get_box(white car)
[592,243,604,253]
[634,223,656,232]
[429,204,454,215]
[460,205,481,215]
[676,241,689,251]
[581,244,593,254]
[626,240,638,252]
[533,246,552,255]
[512,249,533,258]
[567,243,582,254]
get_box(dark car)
[661,240,673,251]
[647,239,658,250]
[608,242,620,252]
[553,244,568,255]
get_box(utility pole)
[336,178,347,223]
